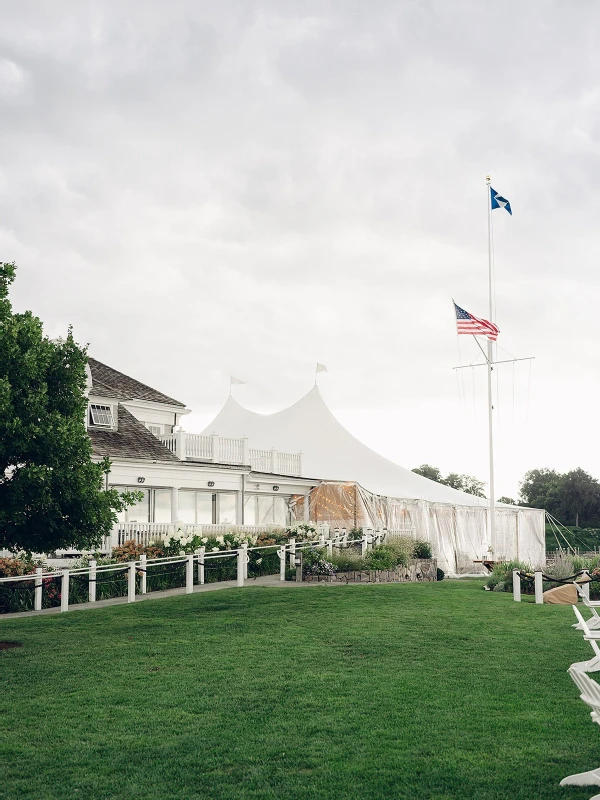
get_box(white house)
[85,358,317,544]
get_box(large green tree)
[519,467,600,527]
[0,262,137,553]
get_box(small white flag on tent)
[316,363,328,374]
[230,375,246,386]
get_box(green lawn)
[0,580,598,800]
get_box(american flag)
[454,302,499,341]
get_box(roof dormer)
[87,400,117,431]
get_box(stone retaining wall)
[305,559,438,584]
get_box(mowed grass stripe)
[0,580,596,800]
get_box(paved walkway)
[0,574,344,620]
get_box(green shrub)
[484,560,533,592]
[362,547,397,570]
[413,540,432,559]
[382,536,414,567]
[329,551,363,572]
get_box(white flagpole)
[486,175,496,558]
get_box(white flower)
[216,535,224,544]
[201,537,207,544]
[256,558,262,565]
[212,546,220,552]
[179,550,185,556]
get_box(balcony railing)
[157,432,302,476]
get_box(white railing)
[185,434,213,459]
[277,452,301,475]
[218,437,243,463]
[109,522,289,551]
[156,431,302,475]
[158,433,177,454]
[250,448,271,472]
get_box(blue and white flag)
[490,187,512,215]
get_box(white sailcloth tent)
[202,387,545,574]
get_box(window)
[178,491,216,523]
[114,487,167,523]
[145,424,163,437]
[154,490,172,523]
[124,488,150,523]
[89,404,113,427]
[178,491,197,523]
[197,493,213,524]
[244,495,289,526]
[218,494,237,524]
[244,495,257,525]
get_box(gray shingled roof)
[88,405,181,462]
[88,358,185,407]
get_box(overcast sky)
[2,0,599,499]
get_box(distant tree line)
[411,465,486,498]
[412,464,600,528]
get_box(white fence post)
[128,561,136,603]
[327,539,333,558]
[342,528,348,546]
[582,570,591,601]
[242,542,248,579]
[279,545,286,581]
[512,569,521,602]
[375,530,382,547]
[186,554,194,594]
[534,570,543,604]
[237,548,245,587]
[89,559,97,603]
[361,535,368,558]
[140,554,147,594]
[34,567,43,611]
[198,547,205,585]
[61,569,69,612]
[289,537,296,569]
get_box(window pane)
[127,489,150,523]
[218,494,237,524]
[154,489,172,523]
[244,495,256,525]
[257,495,274,524]
[196,493,214,524]
[178,491,196,523]
[273,496,288,526]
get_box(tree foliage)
[519,467,600,527]
[412,464,486,497]
[0,262,138,553]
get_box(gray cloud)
[1,0,600,496]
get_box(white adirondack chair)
[568,605,600,673]
[560,607,600,790]
[572,582,600,631]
